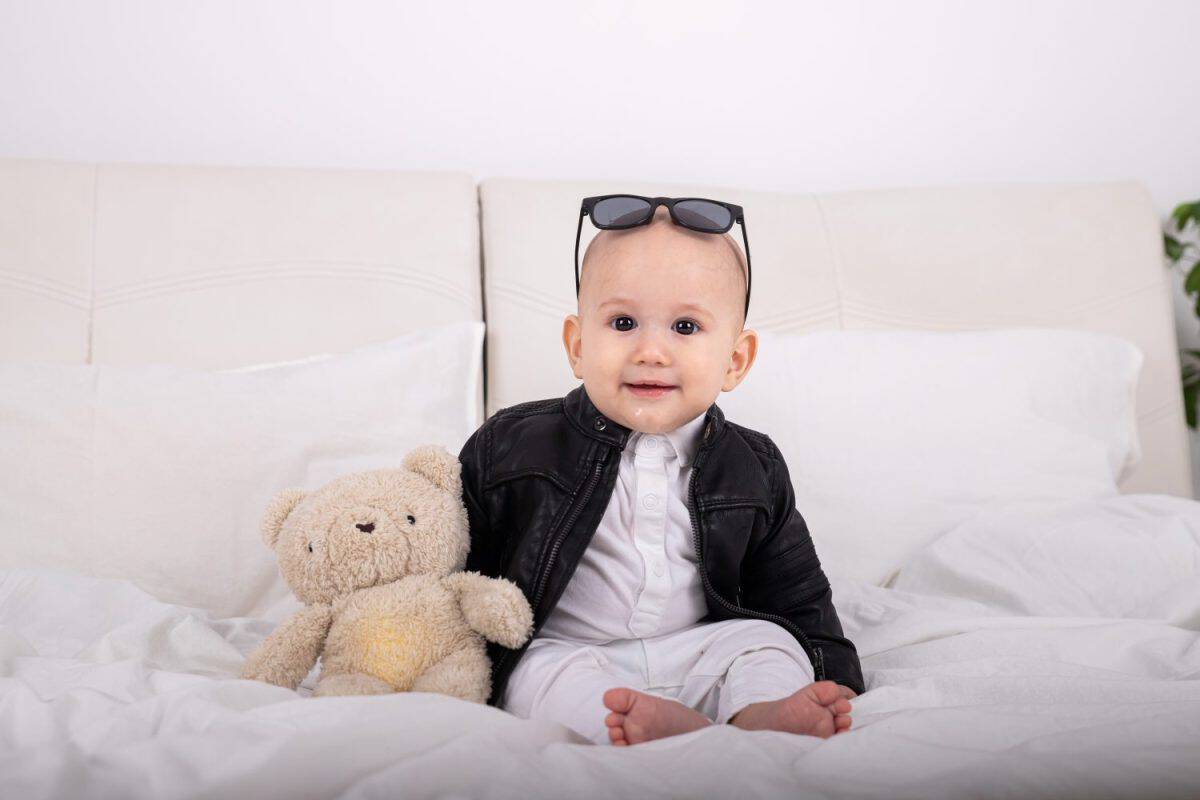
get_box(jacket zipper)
[530,456,607,614]
[686,450,827,682]
[492,455,607,685]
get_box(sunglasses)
[574,194,752,319]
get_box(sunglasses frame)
[574,194,752,319]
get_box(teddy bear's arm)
[240,603,334,690]
[442,571,534,650]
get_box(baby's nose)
[635,339,670,365]
[356,522,375,533]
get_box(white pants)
[501,618,815,745]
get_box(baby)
[458,203,864,746]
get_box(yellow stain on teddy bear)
[349,615,434,690]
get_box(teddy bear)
[240,444,533,703]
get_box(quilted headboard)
[479,177,1192,499]
[0,158,484,421]
[1,160,1190,497]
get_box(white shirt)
[538,408,710,643]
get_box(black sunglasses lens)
[674,199,732,231]
[592,196,653,227]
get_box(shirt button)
[652,561,665,577]
[645,437,658,450]
[642,493,658,509]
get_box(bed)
[2,158,1198,799]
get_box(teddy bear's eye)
[307,542,313,553]
[407,515,416,525]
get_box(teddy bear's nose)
[356,522,375,533]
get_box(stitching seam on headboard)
[477,186,489,420]
[86,165,99,364]
[812,195,846,330]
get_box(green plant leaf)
[1172,201,1200,233]
[1186,263,1200,295]
[1184,380,1198,430]
[1166,233,1185,262]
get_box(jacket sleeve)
[739,438,866,696]
[458,423,503,578]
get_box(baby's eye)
[610,316,636,332]
[673,319,700,336]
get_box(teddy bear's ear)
[402,444,462,496]
[260,487,307,549]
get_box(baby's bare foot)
[602,687,712,746]
[728,680,853,738]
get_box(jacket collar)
[564,383,725,458]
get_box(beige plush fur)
[240,444,533,703]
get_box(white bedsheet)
[2,493,1199,800]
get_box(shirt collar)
[628,407,708,467]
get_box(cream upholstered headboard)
[0,158,484,424]
[479,177,1192,499]
[1,160,1189,497]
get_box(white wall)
[4,0,1200,482]
[2,1,1197,204]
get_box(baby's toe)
[835,714,852,732]
[807,680,843,706]
[832,697,852,715]
[603,686,638,714]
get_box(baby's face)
[562,208,758,434]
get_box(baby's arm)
[740,438,866,697]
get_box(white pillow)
[890,493,1200,623]
[0,320,484,621]
[717,328,1143,586]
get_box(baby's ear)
[260,488,307,549]
[403,444,462,496]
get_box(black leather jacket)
[458,384,866,706]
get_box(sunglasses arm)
[574,208,586,297]
[738,216,752,319]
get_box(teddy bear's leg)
[411,644,492,704]
[314,670,394,697]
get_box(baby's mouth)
[624,382,677,398]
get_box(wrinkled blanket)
[3,493,1199,799]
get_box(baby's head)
[562,206,758,434]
